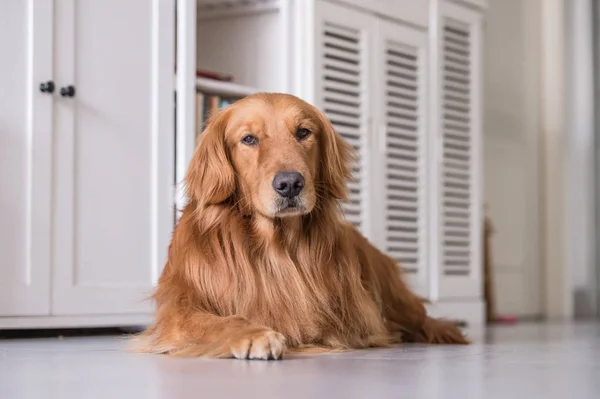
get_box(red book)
[196,69,233,82]
[173,65,234,82]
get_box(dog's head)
[185,93,352,218]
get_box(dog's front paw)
[231,330,286,360]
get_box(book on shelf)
[174,64,234,82]
[196,69,233,82]
[194,92,238,137]
[195,92,205,138]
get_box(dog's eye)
[241,134,259,146]
[296,128,311,140]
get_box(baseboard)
[0,301,485,333]
[426,299,486,328]
[0,314,154,330]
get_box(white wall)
[483,0,542,317]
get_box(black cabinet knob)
[39,81,55,93]
[60,85,76,97]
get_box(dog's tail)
[404,317,470,345]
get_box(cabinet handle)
[39,81,55,94]
[60,85,76,97]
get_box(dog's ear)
[185,107,235,206]
[313,107,353,200]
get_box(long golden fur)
[135,93,468,359]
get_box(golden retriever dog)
[135,93,468,360]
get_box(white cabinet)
[313,1,374,235]
[0,0,174,324]
[312,1,432,298]
[309,0,484,318]
[0,0,484,327]
[0,0,53,316]
[435,2,484,299]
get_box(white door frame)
[594,0,600,318]
[175,0,197,217]
[569,0,598,318]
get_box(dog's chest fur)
[206,219,390,348]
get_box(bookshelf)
[175,0,282,222]
[194,77,258,137]
[197,0,280,20]
[174,76,259,221]
[196,77,257,97]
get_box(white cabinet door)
[372,21,430,298]
[0,0,53,316]
[52,0,175,315]
[314,0,376,239]
[435,2,483,299]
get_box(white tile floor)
[0,322,599,399]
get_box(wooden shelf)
[196,77,258,98]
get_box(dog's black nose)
[272,172,304,198]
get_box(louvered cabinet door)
[373,21,430,297]
[314,0,375,238]
[436,2,483,299]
